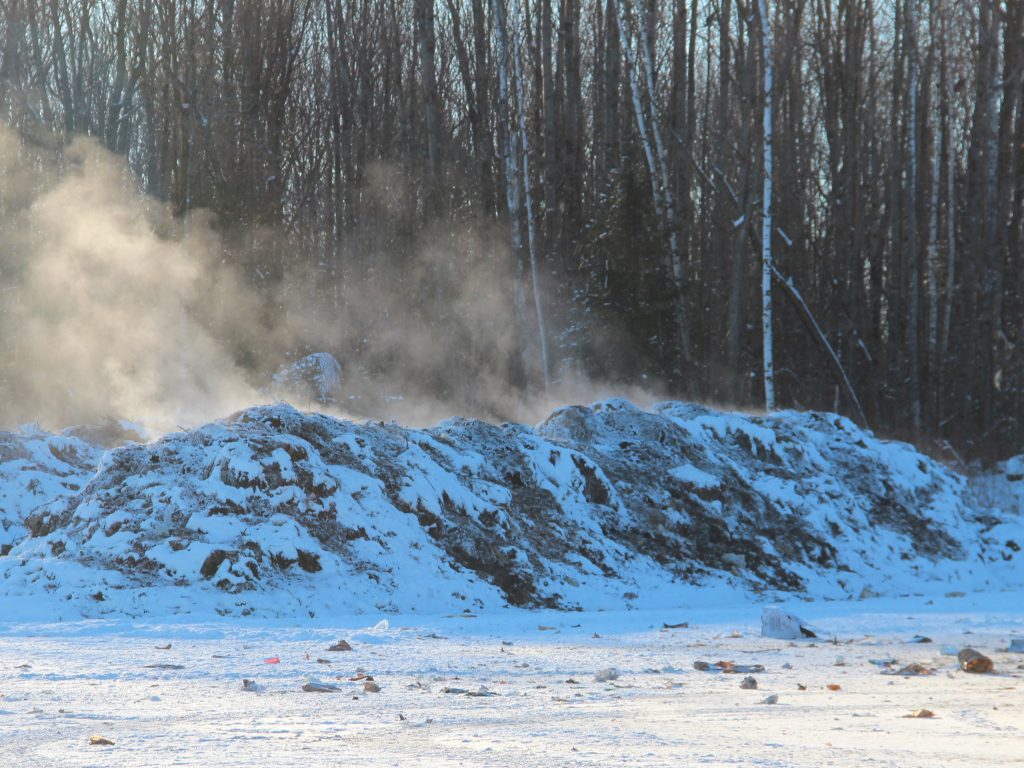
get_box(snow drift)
[1,400,1020,618]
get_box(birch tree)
[758,0,774,411]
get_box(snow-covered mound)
[0,426,102,554]
[1,400,1020,618]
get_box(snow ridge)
[0,400,1020,619]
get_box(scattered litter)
[88,735,114,746]
[909,635,932,644]
[730,631,742,638]
[740,676,758,690]
[797,684,807,690]
[442,686,498,697]
[327,640,352,652]
[263,657,280,664]
[501,640,514,646]
[869,657,898,668]
[349,673,374,682]
[958,648,994,674]
[302,680,342,693]
[363,681,381,693]
[761,694,779,704]
[662,622,689,629]
[371,620,389,632]
[594,668,619,682]
[761,607,817,640]
[904,709,936,718]
[693,660,766,674]
[886,663,934,677]
[565,679,580,684]
[945,591,966,598]
[826,683,842,691]
[538,625,556,631]
[143,664,184,670]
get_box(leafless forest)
[0,0,1020,460]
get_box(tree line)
[0,0,1020,461]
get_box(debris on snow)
[958,649,994,674]
[302,680,342,693]
[762,607,818,640]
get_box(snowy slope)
[0,426,102,553]
[1,401,1020,619]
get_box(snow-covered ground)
[2,593,1022,767]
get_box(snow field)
[2,594,1022,767]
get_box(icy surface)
[1,594,1022,767]
[0,401,1021,620]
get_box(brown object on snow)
[904,709,936,718]
[89,735,115,746]
[327,640,352,652]
[363,681,381,693]
[958,648,994,674]
[302,681,342,692]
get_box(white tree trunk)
[614,0,689,362]
[926,1,941,412]
[907,0,921,431]
[613,0,665,228]
[511,0,550,389]
[492,0,529,370]
[759,0,775,411]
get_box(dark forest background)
[0,0,1020,462]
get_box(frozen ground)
[2,592,1022,767]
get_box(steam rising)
[0,127,660,433]
[0,130,260,429]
